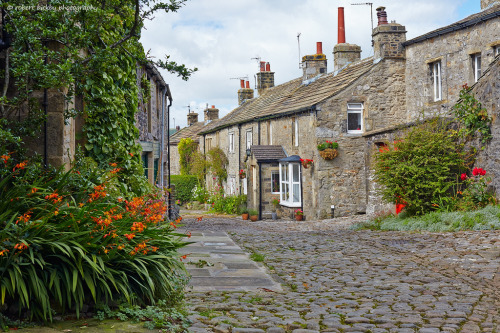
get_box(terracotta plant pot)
[250,215,258,222]
[242,213,249,220]
[295,215,303,221]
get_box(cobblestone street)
[181,216,500,333]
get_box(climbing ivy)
[1,0,197,196]
[178,137,198,175]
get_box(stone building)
[365,1,500,215]
[136,63,172,186]
[171,1,500,219]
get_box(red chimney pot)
[338,7,346,44]
[211,105,215,108]
[245,81,250,89]
[240,79,245,88]
[260,61,266,72]
[377,6,388,26]
[316,42,323,54]
[265,62,271,71]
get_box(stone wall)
[405,17,500,121]
[372,23,406,60]
[136,66,163,142]
[473,58,500,197]
[169,143,181,175]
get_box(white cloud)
[141,0,479,128]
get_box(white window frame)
[269,121,273,145]
[271,170,280,194]
[494,46,500,57]
[347,103,363,134]
[246,130,253,149]
[473,53,482,82]
[431,61,442,101]
[279,162,301,207]
[228,132,234,153]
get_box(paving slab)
[179,230,283,292]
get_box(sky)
[140,0,481,129]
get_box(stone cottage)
[365,0,500,215]
[198,7,408,220]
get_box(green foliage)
[95,300,191,332]
[352,205,500,232]
[248,209,259,216]
[373,118,468,216]
[317,140,338,151]
[250,252,265,262]
[207,147,229,186]
[170,175,198,202]
[0,159,189,322]
[178,138,198,176]
[191,185,209,203]
[453,84,492,143]
[211,195,247,214]
[2,0,197,197]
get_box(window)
[228,132,234,153]
[206,137,212,151]
[292,117,299,146]
[430,61,442,101]
[472,53,481,82]
[347,103,363,133]
[494,46,500,57]
[279,162,301,207]
[271,170,280,193]
[246,130,253,149]
[267,120,273,145]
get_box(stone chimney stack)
[302,42,327,81]
[481,0,500,9]
[237,79,254,105]
[256,61,275,95]
[333,7,361,72]
[372,7,407,60]
[204,105,219,123]
[187,112,199,126]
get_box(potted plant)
[241,207,249,220]
[294,209,304,221]
[271,198,280,220]
[248,209,259,222]
[300,158,314,169]
[317,140,339,160]
[239,169,246,179]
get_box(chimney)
[333,7,361,73]
[204,105,219,123]
[176,125,180,131]
[372,7,407,60]
[338,7,345,44]
[238,80,254,105]
[256,61,275,95]
[187,112,199,126]
[302,42,327,81]
[481,0,500,9]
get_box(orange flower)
[186,231,192,238]
[151,246,159,252]
[16,211,32,224]
[109,162,118,167]
[13,161,28,172]
[1,155,10,164]
[124,233,135,240]
[131,222,146,232]
[45,192,62,204]
[14,243,28,251]
[54,210,59,216]
[0,249,9,256]
[117,245,125,250]
[110,168,121,174]
[30,187,38,194]
[129,153,134,157]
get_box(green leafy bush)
[373,118,468,216]
[0,160,189,322]
[453,84,492,143]
[170,175,198,203]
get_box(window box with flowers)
[317,140,339,160]
[239,169,246,179]
[294,209,304,221]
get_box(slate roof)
[200,57,376,135]
[404,3,500,46]
[169,122,206,145]
[251,145,287,162]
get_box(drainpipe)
[164,85,173,219]
[238,124,241,195]
[160,86,165,188]
[258,121,261,145]
[258,161,262,220]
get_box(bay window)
[279,156,302,207]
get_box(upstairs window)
[347,103,363,133]
[430,61,442,101]
[228,132,234,153]
[494,45,500,57]
[472,53,482,82]
[246,130,253,149]
[292,117,299,146]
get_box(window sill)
[280,202,302,208]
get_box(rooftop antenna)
[351,2,374,47]
[250,56,261,72]
[297,32,302,68]
[184,105,191,113]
